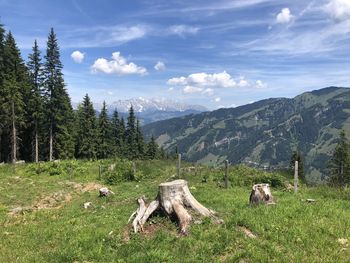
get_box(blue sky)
[1,0,350,109]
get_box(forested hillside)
[143,87,350,184]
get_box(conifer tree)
[119,117,126,156]
[75,94,98,159]
[135,119,145,159]
[329,130,350,186]
[97,101,114,159]
[146,135,158,159]
[126,106,137,159]
[0,23,6,162]
[26,40,44,162]
[111,110,125,156]
[44,28,74,160]
[3,32,27,163]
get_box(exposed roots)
[129,180,222,235]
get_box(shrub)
[217,165,287,188]
[104,159,143,184]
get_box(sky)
[1,0,350,109]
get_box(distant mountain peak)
[106,98,207,113]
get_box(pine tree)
[290,151,304,181]
[2,32,27,163]
[75,94,98,159]
[119,117,126,156]
[111,110,125,156]
[135,119,145,159]
[44,28,74,160]
[146,135,158,159]
[0,23,6,162]
[97,101,114,159]
[126,106,137,159]
[329,130,350,186]
[26,40,44,162]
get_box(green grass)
[0,160,349,262]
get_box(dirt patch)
[238,226,257,239]
[82,182,103,192]
[123,227,131,242]
[33,191,72,210]
[63,181,103,193]
[9,181,104,216]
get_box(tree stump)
[249,183,275,205]
[99,187,114,197]
[129,179,222,235]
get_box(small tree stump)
[99,187,114,197]
[249,184,275,205]
[129,179,222,235]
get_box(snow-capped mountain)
[105,97,207,113]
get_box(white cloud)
[154,61,166,71]
[255,80,267,89]
[325,0,350,21]
[183,86,203,94]
[62,25,148,48]
[276,8,294,23]
[91,52,147,76]
[168,25,199,37]
[167,71,236,88]
[214,97,221,102]
[71,50,85,63]
[238,78,249,87]
[202,88,214,96]
[168,71,265,97]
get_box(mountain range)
[72,98,207,124]
[142,87,350,184]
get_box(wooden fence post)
[224,160,229,188]
[177,154,181,178]
[294,161,298,193]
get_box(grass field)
[0,160,349,262]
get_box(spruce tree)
[26,40,44,162]
[97,101,114,159]
[75,94,98,159]
[119,117,126,156]
[111,110,125,156]
[126,106,137,159]
[2,32,27,163]
[329,130,350,186]
[135,119,145,159]
[44,28,74,160]
[146,135,158,159]
[0,23,6,162]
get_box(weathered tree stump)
[99,187,114,197]
[129,179,222,235]
[249,183,275,205]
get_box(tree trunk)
[129,179,222,235]
[49,123,53,161]
[11,101,17,164]
[35,120,39,163]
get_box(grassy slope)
[0,161,349,263]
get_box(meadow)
[0,160,349,262]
